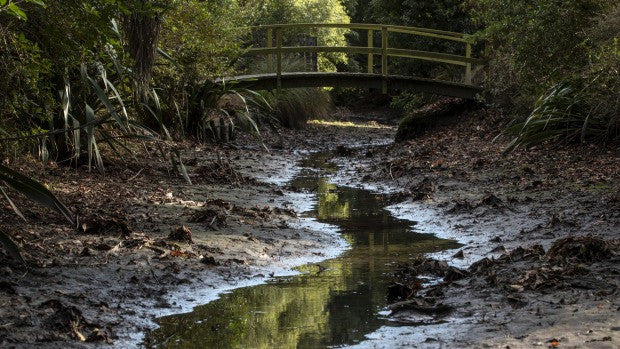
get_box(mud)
[0,107,618,348]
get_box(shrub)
[264,88,332,128]
[244,57,333,129]
[505,40,619,150]
[471,0,615,108]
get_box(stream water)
[145,152,460,348]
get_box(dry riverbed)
[0,106,618,348]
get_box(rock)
[201,256,220,266]
[452,250,465,259]
[168,226,193,243]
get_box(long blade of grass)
[0,164,75,225]
[71,116,81,161]
[86,76,128,132]
[61,82,71,143]
[85,104,95,172]
[170,149,192,185]
[93,138,105,174]
[0,184,27,222]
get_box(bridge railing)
[240,23,482,92]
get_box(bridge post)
[465,42,472,85]
[367,29,373,74]
[381,26,388,94]
[276,26,282,93]
[267,28,273,72]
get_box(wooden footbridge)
[220,23,483,99]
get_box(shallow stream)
[145,151,460,348]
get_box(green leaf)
[8,3,27,20]
[26,0,46,6]
[0,164,75,226]
[71,116,81,161]
[86,76,128,132]
[0,184,27,222]
[85,104,95,172]
[60,83,71,144]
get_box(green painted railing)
[242,23,482,93]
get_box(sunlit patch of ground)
[307,119,393,129]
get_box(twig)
[126,168,144,182]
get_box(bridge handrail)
[242,23,472,43]
[240,23,480,92]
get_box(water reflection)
[145,152,460,348]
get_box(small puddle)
[145,151,460,348]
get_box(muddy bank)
[0,117,395,347]
[333,108,619,348]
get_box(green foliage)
[0,0,45,20]
[156,0,246,85]
[0,0,129,155]
[505,39,619,150]
[390,92,436,114]
[181,80,273,142]
[241,0,351,71]
[246,57,332,128]
[472,0,619,146]
[471,0,610,103]
[505,83,596,150]
[330,87,367,107]
[263,88,332,128]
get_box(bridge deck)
[219,72,481,99]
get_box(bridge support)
[276,27,282,93]
[367,29,373,74]
[267,29,273,72]
[381,26,388,94]
[465,42,472,85]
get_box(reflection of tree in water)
[146,160,461,349]
[317,179,350,220]
[146,257,354,349]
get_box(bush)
[471,1,619,147]
[243,57,333,129]
[263,88,332,129]
[0,1,126,157]
[490,2,620,150]
[330,87,368,107]
[505,40,619,150]
[472,0,617,106]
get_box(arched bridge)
[220,23,483,99]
